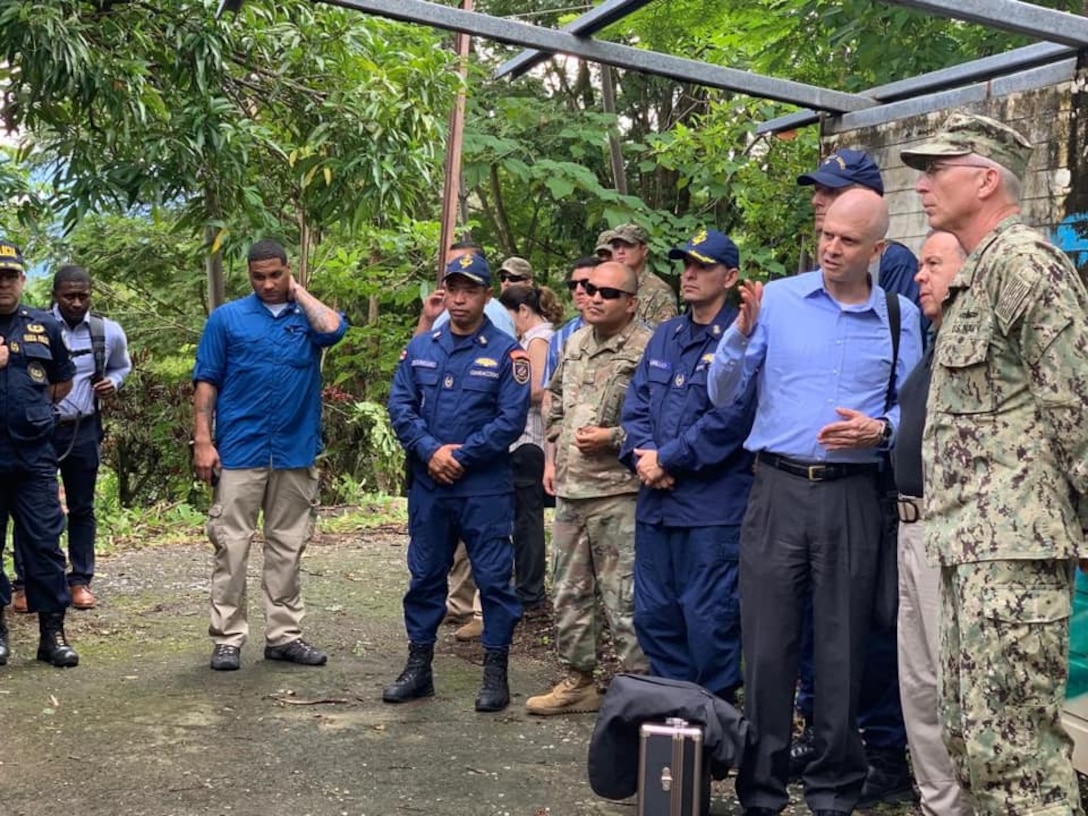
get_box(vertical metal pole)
[437,0,473,284]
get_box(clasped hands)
[632,448,675,490]
[428,443,464,485]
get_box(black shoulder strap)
[88,313,107,381]
[884,291,900,412]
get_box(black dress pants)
[511,443,546,607]
[735,461,882,814]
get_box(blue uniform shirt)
[192,294,347,470]
[0,306,75,456]
[708,270,922,463]
[621,304,756,526]
[388,316,530,497]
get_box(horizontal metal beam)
[757,41,1075,134]
[495,0,656,80]
[823,57,1077,135]
[879,0,1088,48]
[317,0,875,113]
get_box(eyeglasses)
[565,278,589,292]
[583,282,635,300]
[923,160,993,178]
[499,272,530,283]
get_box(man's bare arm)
[291,282,342,334]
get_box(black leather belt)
[57,414,95,427]
[897,496,924,524]
[757,453,879,483]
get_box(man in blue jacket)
[386,254,530,712]
[620,229,756,703]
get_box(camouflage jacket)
[546,319,653,499]
[923,216,1088,565]
[636,270,678,327]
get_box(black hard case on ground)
[637,718,710,816]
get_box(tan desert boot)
[454,616,483,642]
[525,669,601,716]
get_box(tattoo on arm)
[295,288,341,333]
[193,382,218,443]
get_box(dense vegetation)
[0,0,1077,508]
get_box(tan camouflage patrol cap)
[900,111,1033,179]
[499,256,533,279]
[611,223,648,245]
[594,229,616,254]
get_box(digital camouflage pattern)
[546,319,652,500]
[924,213,1088,816]
[901,110,1035,180]
[636,269,678,327]
[551,494,647,673]
[939,559,1081,816]
[924,216,1088,565]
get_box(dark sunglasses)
[583,282,634,300]
[499,272,530,283]
[565,277,590,291]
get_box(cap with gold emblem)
[443,254,491,287]
[668,229,740,268]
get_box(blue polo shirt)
[193,294,347,470]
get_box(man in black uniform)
[0,240,80,668]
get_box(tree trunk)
[204,222,225,311]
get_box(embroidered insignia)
[478,335,488,345]
[459,255,474,269]
[444,374,454,388]
[511,350,530,385]
[399,348,408,361]
[649,359,671,370]
[674,373,685,387]
[28,362,46,382]
[27,323,44,333]
[701,353,714,364]
[692,229,708,245]
[8,341,18,353]
[712,324,721,335]
[995,276,1033,327]
[474,357,498,368]
[824,154,847,171]
[411,358,437,368]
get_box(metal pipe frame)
[879,0,1088,48]
[316,0,876,113]
[494,0,656,80]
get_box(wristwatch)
[877,417,893,445]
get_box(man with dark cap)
[902,111,1088,815]
[497,256,533,291]
[386,254,530,713]
[0,240,80,669]
[594,229,615,261]
[620,229,756,704]
[792,148,920,807]
[606,224,678,326]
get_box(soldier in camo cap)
[902,110,1088,815]
[604,224,679,327]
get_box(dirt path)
[0,525,918,816]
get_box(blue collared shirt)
[193,294,347,470]
[433,298,516,339]
[708,270,922,463]
[543,315,584,386]
[53,307,132,420]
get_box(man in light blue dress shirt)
[708,189,922,816]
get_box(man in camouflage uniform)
[902,111,1088,815]
[605,224,678,326]
[526,261,652,716]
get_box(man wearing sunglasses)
[620,229,757,705]
[708,189,922,816]
[498,256,533,290]
[608,224,678,327]
[527,261,652,716]
[901,112,1088,816]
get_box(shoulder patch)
[995,275,1033,328]
[510,349,530,385]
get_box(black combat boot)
[475,648,510,712]
[37,611,79,668]
[0,607,9,666]
[382,642,434,703]
[858,747,919,807]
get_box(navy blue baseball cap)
[667,229,740,268]
[0,240,25,274]
[797,149,885,195]
[443,253,491,287]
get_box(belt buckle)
[806,464,826,482]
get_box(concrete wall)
[819,65,1088,272]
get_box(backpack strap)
[88,313,107,383]
[884,291,900,413]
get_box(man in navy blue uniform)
[0,240,80,668]
[385,254,530,712]
[620,229,756,703]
